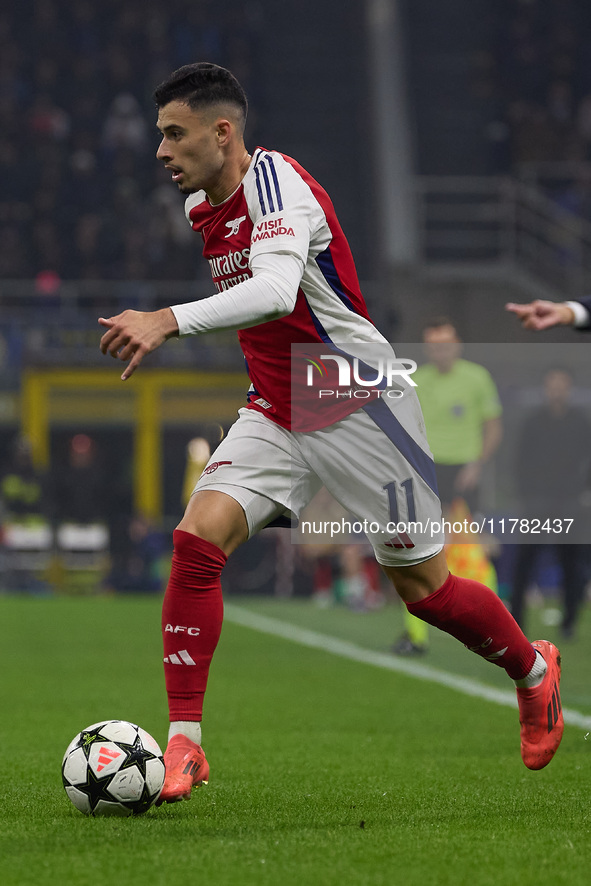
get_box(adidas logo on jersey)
[163,650,197,666]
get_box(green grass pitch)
[1,593,590,886]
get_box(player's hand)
[505,300,575,330]
[98,308,179,379]
[454,461,481,493]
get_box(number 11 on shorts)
[383,478,416,523]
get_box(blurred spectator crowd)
[487,0,591,212]
[4,0,591,284]
[493,0,591,166]
[0,0,263,282]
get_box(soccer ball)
[62,720,165,816]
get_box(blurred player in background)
[99,63,563,803]
[392,318,502,656]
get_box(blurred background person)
[51,433,110,525]
[510,367,591,640]
[106,512,167,594]
[0,434,47,526]
[298,486,384,611]
[50,433,113,594]
[411,318,503,514]
[392,318,502,655]
[0,434,51,592]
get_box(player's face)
[156,101,225,196]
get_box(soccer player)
[99,63,563,803]
[506,297,591,330]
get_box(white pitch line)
[224,604,591,731]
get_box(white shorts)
[193,393,444,567]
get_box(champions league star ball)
[62,720,165,816]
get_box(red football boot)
[516,640,563,770]
[157,734,209,804]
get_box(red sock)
[406,572,535,680]
[162,529,226,721]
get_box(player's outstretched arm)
[505,299,575,330]
[99,308,179,380]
